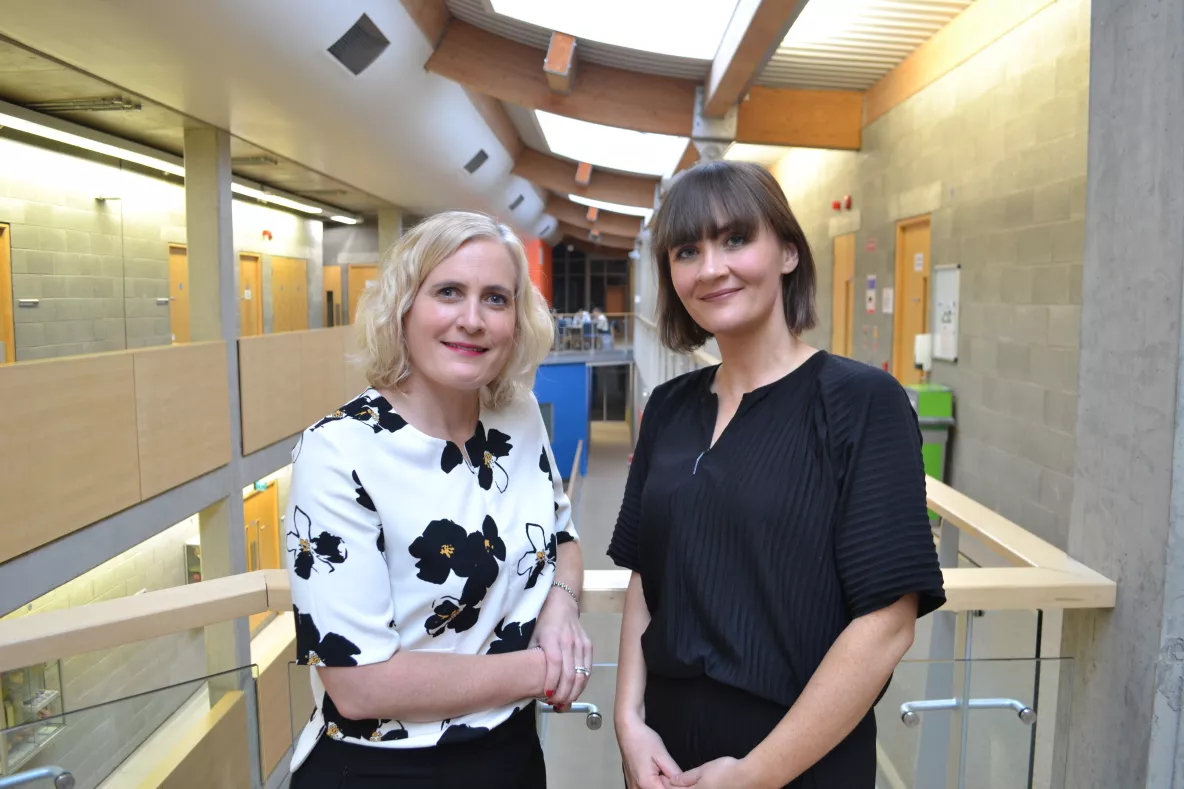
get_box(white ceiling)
[0,0,548,236]
[759,0,975,91]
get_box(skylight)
[490,0,738,60]
[536,111,686,178]
[568,194,653,226]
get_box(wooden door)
[831,233,855,357]
[892,216,932,385]
[323,265,343,327]
[347,264,380,323]
[244,480,281,631]
[0,225,13,364]
[168,245,190,344]
[271,256,309,333]
[605,285,626,314]
[239,253,263,337]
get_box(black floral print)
[517,522,557,589]
[353,470,376,512]
[441,421,513,492]
[287,507,348,580]
[376,528,386,557]
[294,605,361,667]
[425,595,481,636]
[540,446,553,484]
[321,695,408,742]
[408,519,467,585]
[312,393,407,435]
[409,516,507,636]
[488,617,536,654]
[438,722,490,745]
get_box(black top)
[608,352,945,776]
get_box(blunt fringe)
[651,160,817,352]
[355,211,554,410]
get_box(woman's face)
[403,239,518,394]
[668,222,798,339]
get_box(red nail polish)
[545,690,554,698]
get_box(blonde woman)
[286,211,591,788]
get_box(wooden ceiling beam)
[674,141,699,174]
[426,21,696,137]
[544,32,578,94]
[545,195,643,237]
[564,236,634,256]
[735,87,863,150]
[514,149,657,209]
[464,89,525,160]
[705,0,807,117]
[557,222,635,250]
[400,0,451,48]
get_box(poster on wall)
[866,275,877,314]
[882,287,894,315]
[932,264,960,361]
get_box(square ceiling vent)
[329,14,390,76]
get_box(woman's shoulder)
[294,389,407,461]
[645,365,715,418]
[816,353,907,406]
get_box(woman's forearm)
[553,539,584,601]
[738,595,919,788]
[321,648,545,723]
[615,572,650,727]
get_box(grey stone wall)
[1,135,328,360]
[773,0,1090,548]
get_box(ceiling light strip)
[0,99,361,223]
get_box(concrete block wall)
[772,0,1090,548]
[1,135,327,361]
[1,517,205,786]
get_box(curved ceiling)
[0,0,549,235]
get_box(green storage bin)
[905,384,954,521]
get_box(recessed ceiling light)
[490,0,738,60]
[537,111,685,177]
[567,194,653,225]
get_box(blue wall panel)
[533,361,589,478]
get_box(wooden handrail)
[0,455,1115,671]
[566,439,584,501]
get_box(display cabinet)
[0,660,66,775]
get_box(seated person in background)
[287,211,591,789]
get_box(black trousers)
[291,704,546,789]
[643,673,876,789]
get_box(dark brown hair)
[651,160,816,352]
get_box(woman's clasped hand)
[532,584,593,710]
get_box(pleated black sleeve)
[606,380,672,573]
[828,366,946,620]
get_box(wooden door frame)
[167,243,190,345]
[239,252,264,336]
[892,214,932,381]
[347,263,380,324]
[831,233,855,357]
[0,224,13,364]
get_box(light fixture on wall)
[329,215,359,225]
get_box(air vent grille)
[509,194,524,210]
[329,14,390,76]
[464,149,489,174]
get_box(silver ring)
[574,666,591,676]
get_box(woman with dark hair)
[609,161,945,789]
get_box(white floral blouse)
[285,388,577,771]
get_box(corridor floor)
[542,420,632,787]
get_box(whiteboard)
[932,264,960,362]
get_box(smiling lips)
[443,341,488,356]
[700,287,741,302]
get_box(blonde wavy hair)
[355,211,554,409]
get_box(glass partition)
[0,666,259,789]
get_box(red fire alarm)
[832,200,841,211]
[844,195,853,210]
[262,230,273,241]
